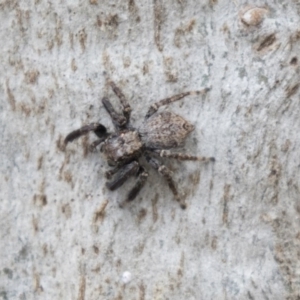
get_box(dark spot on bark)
[24,69,39,84]
[3,268,13,279]
[137,208,147,223]
[222,184,231,225]
[94,200,108,224]
[128,0,138,14]
[290,57,297,65]
[286,83,299,98]
[19,245,29,260]
[93,245,99,254]
[19,102,31,116]
[211,236,217,250]
[153,0,164,51]
[77,276,86,300]
[33,194,47,206]
[63,171,73,185]
[37,155,43,170]
[256,33,276,52]
[0,291,8,300]
[32,216,39,233]
[42,244,48,256]
[96,15,102,27]
[6,80,16,111]
[151,193,159,222]
[78,29,87,52]
[56,135,66,152]
[139,283,146,300]
[61,203,72,218]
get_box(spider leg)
[106,161,139,191]
[89,136,107,152]
[105,163,127,179]
[127,168,148,201]
[65,123,107,144]
[146,88,210,118]
[102,97,127,128]
[145,155,186,209]
[108,80,132,122]
[119,167,149,208]
[153,150,215,162]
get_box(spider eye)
[183,122,194,132]
[94,124,107,137]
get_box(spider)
[65,80,214,209]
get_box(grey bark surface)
[1,1,300,299]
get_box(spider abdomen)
[139,111,195,150]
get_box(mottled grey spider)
[65,80,214,209]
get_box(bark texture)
[1,1,300,299]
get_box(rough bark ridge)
[1,1,300,299]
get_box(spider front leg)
[153,150,215,162]
[145,155,186,209]
[146,88,210,118]
[108,80,132,122]
[105,165,122,179]
[106,161,139,191]
[119,167,149,208]
[89,136,107,152]
[65,123,107,144]
[106,161,148,208]
[102,97,127,129]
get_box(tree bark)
[1,1,300,299]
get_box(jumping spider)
[65,80,214,209]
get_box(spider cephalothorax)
[65,80,214,209]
